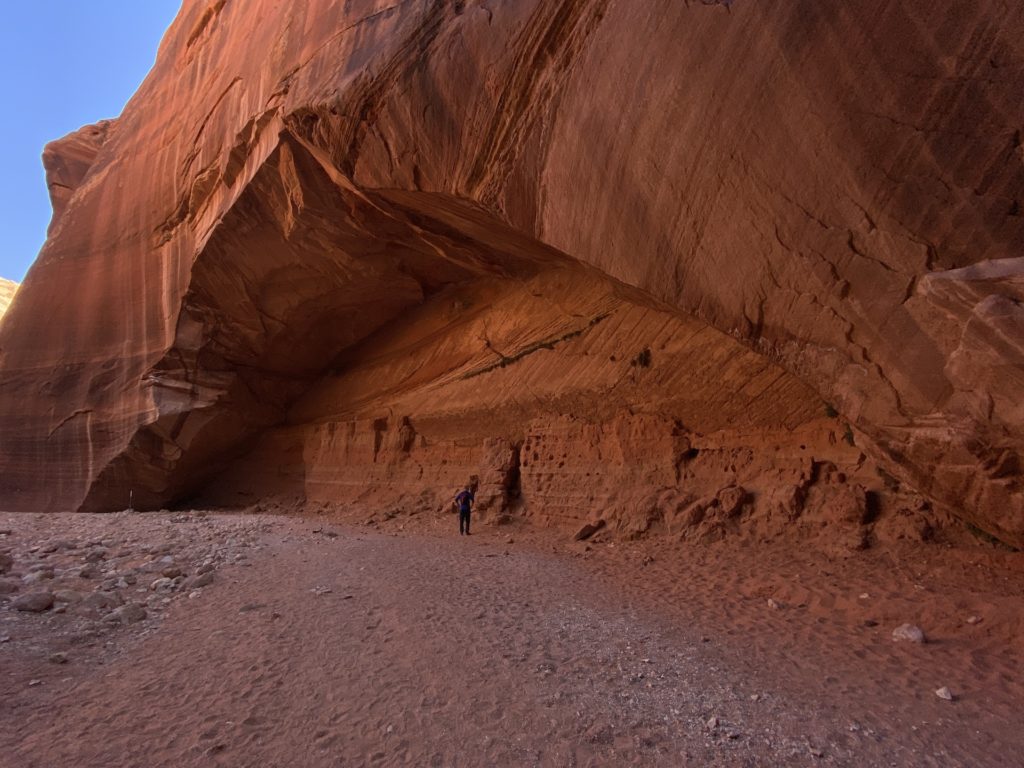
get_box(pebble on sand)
[891,623,926,643]
[935,686,954,701]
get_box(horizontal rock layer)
[0,0,1021,544]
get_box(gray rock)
[104,602,147,625]
[84,548,108,563]
[21,570,54,586]
[892,623,926,644]
[81,591,124,612]
[42,540,78,553]
[187,571,214,589]
[13,592,55,612]
[49,652,69,664]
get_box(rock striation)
[0,1,1022,545]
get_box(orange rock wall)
[0,1,1021,544]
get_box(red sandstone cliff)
[0,1,1021,545]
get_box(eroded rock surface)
[0,1,1022,543]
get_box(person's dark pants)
[459,508,471,535]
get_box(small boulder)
[892,623,926,644]
[573,520,606,542]
[104,602,147,625]
[187,571,214,589]
[84,548,108,564]
[22,570,54,585]
[13,592,55,612]
[80,591,124,612]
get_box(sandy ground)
[1,510,1022,767]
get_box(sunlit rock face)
[0,1,1021,545]
[0,279,16,321]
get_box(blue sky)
[0,1,181,282]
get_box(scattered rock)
[104,602,147,625]
[705,715,719,731]
[49,652,69,664]
[187,572,214,589]
[0,551,14,573]
[21,570,54,585]
[573,519,606,542]
[161,566,182,579]
[13,592,55,612]
[967,615,982,625]
[41,540,76,553]
[311,586,332,596]
[935,686,954,701]
[81,591,124,612]
[892,623,926,644]
[28,679,42,687]
[150,577,174,592]
[0,577,20,594]
[767,598,781,610]
[84,548,108,563]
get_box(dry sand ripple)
[1,513,1021,767]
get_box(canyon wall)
[0,0,1021,544]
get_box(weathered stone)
[104,602,147,625]
[13,592,54,612]
[573,520,606,542]
[186,572,214,589]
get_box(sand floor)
[1,511,1022,767]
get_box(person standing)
[453,485,475,536]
